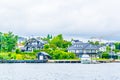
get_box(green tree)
[44,44,50,50]
[50,34,63,48]
[50,34,71,49]
[0,32,18,52]
[47,34,52,40]
[106,46,111,51]
[88,40,100,45]
[115,42,120,50]
[94,41,99,45]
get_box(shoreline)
[0,60,120,63]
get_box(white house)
[99,46,107,52]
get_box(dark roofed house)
[68,42,100,58]
[22,38,45,52]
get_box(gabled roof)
[68,43,88,50]
[37,52,51,59]
[85,44,99,50]
[38,52,51,57]
[68,42,99,50]
[43,52,50,55]
[25,38,45,44]
[105,42,115,46]
[24,38,45,48]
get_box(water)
[0,63,120,80]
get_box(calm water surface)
[0,63,120,80]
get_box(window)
[70,50,75,53]
[74,45,76,47]
[32,42,37,45]
[86,50,91,53]
[91,50,96,53]
[76,50,80,53]
[83,50,86,53]
[80,50,83,53]
[79,45,83,47]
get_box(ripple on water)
[0,63,120,80]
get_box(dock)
[48,60,120,63]
[0,60,120,63]
[0,60,48,63]
[48,60,81,63]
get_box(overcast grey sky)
[0,0,120,40]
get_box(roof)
[68,43,87,50]
[68,42,99,50]
[72,40,82,42]
[85,44,99,50]
[25,38,45,47]
[37,52,51,59]
[105,42,115,46]
[38,52,50,56]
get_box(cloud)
[0,0,120,40]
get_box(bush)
[33,49,40,53]
[49,50,76,59]
[16,54,23,60]
[44,44,50,50]
[16,49,21,53]
[10,53,16,59]
[102,53,109,59]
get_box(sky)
[0,0,120,41]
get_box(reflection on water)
[0,63,120,80]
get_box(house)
[98,42,116,52]
[67,41,100,58]
[109,51,118,59]
[37,52,51,60]
[98,45,107,52]
[21,38,45,51]
[106,42,115,50]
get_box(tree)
[106,46,111,51]
[44,44,50,50]
[115,42,120,50]
[94,41,99,45]
[50,34,71,49]
[0,32,18,52]
[88,40,94,45]
[50,34,63,48]
[47,34,52,40]
[0,32,3,52]
[88,40,100,45]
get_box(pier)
[48,60,81,63]
[0,60,48,63]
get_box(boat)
[81,54,91,64]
